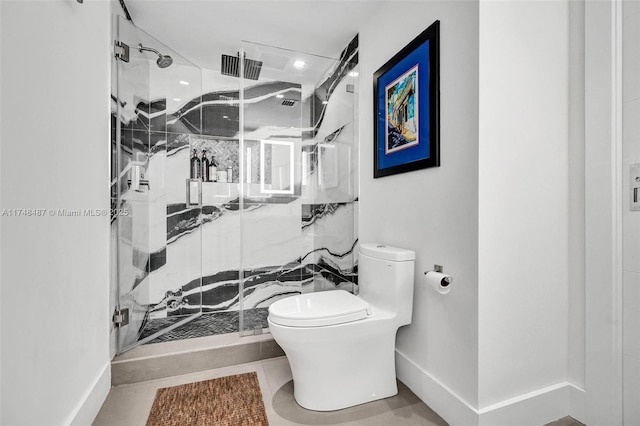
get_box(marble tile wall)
[113,35,359,343]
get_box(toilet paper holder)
[424,265,453,287]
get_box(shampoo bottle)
[201,150,210,182]
[190,149,201,179]
[210,156,218,182]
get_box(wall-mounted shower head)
[156,55,173,69]
[138,44,173,69]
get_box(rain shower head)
[138,44,173,69]
[221,53,262,80]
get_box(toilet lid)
[268,290,370,327]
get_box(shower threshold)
[138,308,269,344]
[112,324,282,386]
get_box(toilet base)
[269,315,400,411]
[294,377,398,412]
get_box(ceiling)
[124,0,386,73]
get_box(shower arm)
[138,44,161,56]
[136,44,173,68]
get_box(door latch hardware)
[631,164,640,211]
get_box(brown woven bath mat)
[146,372,269,426]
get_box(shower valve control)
[631,164,640,211]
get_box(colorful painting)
[385,65,419,154]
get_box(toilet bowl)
[268,243,415,411]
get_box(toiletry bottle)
[210,156,218,182]
[201,149,210,182]
[227,166,233,183]
[190,149,201,179]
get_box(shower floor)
[138,308,269,344]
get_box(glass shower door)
[238,40,358,335]
[113,16,203,353]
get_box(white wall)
[0,1,112,424]
[584,0,623,424]
[567,0,586,397]
[478,0,570,410]
[0,0,4,421]
[360,1,579,423]
[359,0,480,411]
[621,1,640,424]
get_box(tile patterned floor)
[94,356,448,426]
[138,308,269,343]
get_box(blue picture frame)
[373,20,440,178]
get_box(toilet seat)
[268,290,370,327]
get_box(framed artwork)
[373,20,440,178]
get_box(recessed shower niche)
[111,16,359,354]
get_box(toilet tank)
[358,243,415,326]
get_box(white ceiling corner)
[124,0,386,72]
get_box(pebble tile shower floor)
[139,308,269,343]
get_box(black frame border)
[373,20,440,178]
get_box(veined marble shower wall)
[112,18,359,348]
[238,39,359,334]
[198,38,359,334]
[111,16,204,352]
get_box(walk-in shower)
[111,16,359,355]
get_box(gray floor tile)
[94,361,267,426]
[267,379,447,425]
[94,356,448,426]
[261,356,294,395]
[92,380,158,426]
[96,353,584,426]
[263,359,447,426]
[544,416,585,426]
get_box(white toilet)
[268,243,415,411]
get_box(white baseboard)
[478,382,571,426]
[66,362,111,426]
[568,384,586,424]
[396,349,577,426]
[396,349,479,425]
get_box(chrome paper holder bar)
[423,264,453,287]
